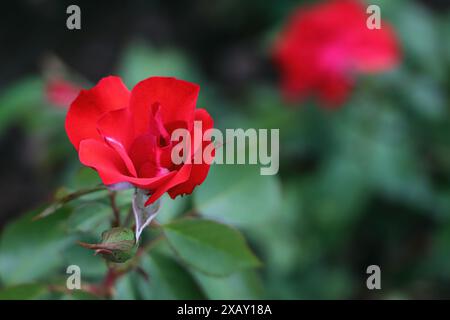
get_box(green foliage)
[163,219,261,276]
[0,283,47,300]
[194,164,282,227]
[137,252,205,299]
[0,209,74,286]
[193,270,263,299]
[67,202,112,234]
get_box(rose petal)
[168,108,214,197]
[97,108,138,177]
[144,164,192,206]
[79,139,175,189]
[129,77,199,135]
[66,76,130,150]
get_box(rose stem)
[108,191,121,227]
[123,206,133,227]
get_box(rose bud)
[78,227,137,263]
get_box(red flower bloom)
[273,0,400,106]
[65,76,213,205]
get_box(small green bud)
[78,227,137,263]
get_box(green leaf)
[137,252,205,299]
[194,164,282,227]
[193,270,263,299]
[62,245,107,280]
[163,219,260,276]
[0,283,47,300]
[156,194,189,224]
[0,209,74,285]
[67,202,111,234]
[113,273,139,300]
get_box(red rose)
[65,76,213,205]
[273,0,400,106]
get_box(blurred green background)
[0,0,449,299]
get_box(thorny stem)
[33,185,107,221]
[60,185,106,202]
[99,266,125,299]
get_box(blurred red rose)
[45,78,81,108]
[273,0,400,107]
[65,76,213,205]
